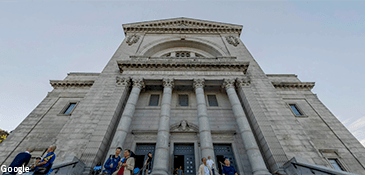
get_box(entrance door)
[135,144,156,175]
[214,144,238,175]
[174,144,195,175]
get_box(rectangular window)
[149,94,160,106]
[207,95,218,106]
[289,104,302,116]
[63,103,76,115]
[178,95,189,106]
[328,159,345,171]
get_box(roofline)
[122,17,243,28]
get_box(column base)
[151,169,169,175]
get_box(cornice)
[266,74,297,77]
[117,60,249,73]
[272,82,315,89]
[130,56,237,61]
[122,17,243,36]
[50,80,94,88]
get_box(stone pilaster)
[236,77,288,173]
[104,78,144,159]
[223,78,271,175]
[152,78,174,175]
[193,79,215,160]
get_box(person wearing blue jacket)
[4,147,33,175]
[222,158,238,175]
[102,147,122,175]
[33,145,57,175]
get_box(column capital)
[162,78,174,88]
[236,77,251,88]
[132,78,145,89]
[193,79,205,89]
[116,76,131,87]
[223,78,236,89]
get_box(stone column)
[152,78,174,175]
[223,79,271,175]
[193,79,215,160]
[105,78,144,158]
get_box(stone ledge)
[50,80,95,88]
[272,82,315,89]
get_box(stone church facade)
[1,18,365,175]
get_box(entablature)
[50,80,94,88]
[129,55,236,61]
[117,59,249,73]
[272,82,315,89]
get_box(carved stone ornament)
[132,78,145,89]
[170,120,199,133]
[236,77,251,87]
[126,34,140,46]
[116,76,130,86]
[162,78,174,88]
[223,79,236,89]
[226,35,240,47]
[193,79,205,89]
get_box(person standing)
[207,156,215,175]
[102,147,122,175]
[222,158,237,175]
[33,145,57,175]
[177,166,183,175]
[3,147,33,175]
[144,152,153,175]
[198,157,213,175]
[114,149,135,175]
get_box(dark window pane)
[329,159,344,171]
[179,95,189,106]
[208,95,218,106]
[290,104,302,116]
[149,94,160,106]
[64,103,76,115]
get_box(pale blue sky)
[0,1,364,145]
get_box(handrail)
[52,160,79,173]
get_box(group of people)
[2,145,56,175]
[173,166,183,175]
[3,145,238,175]
[174,155,238,175]
[198,156,238,175]
[100,147,153,175]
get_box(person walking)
[198,157,213,175]
[113,149,135,175]
[3,147,33,175]
[207,156,215,175]
[102,147,122,175]
[144,152,153,175]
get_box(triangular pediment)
[170,120,199,133]
[122,17,243,35]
